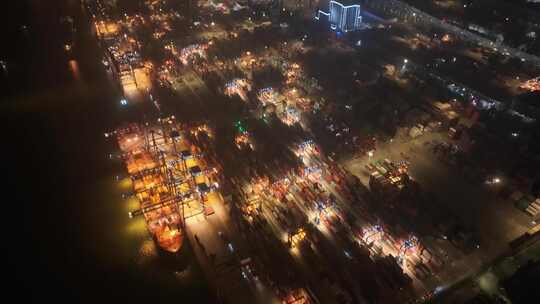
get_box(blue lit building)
[315,0,362,32]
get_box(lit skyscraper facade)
[316,0,362,32]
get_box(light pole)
[400,58,408,74]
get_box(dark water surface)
[3,1,211,303]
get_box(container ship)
[116,117,220,253]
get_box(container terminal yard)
[6,0,540,303]
[90,0,540,302]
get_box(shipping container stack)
[511,191,540,217]
[368,159,409,204]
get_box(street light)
[486,177,501,184]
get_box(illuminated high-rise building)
[315,0,362,32]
